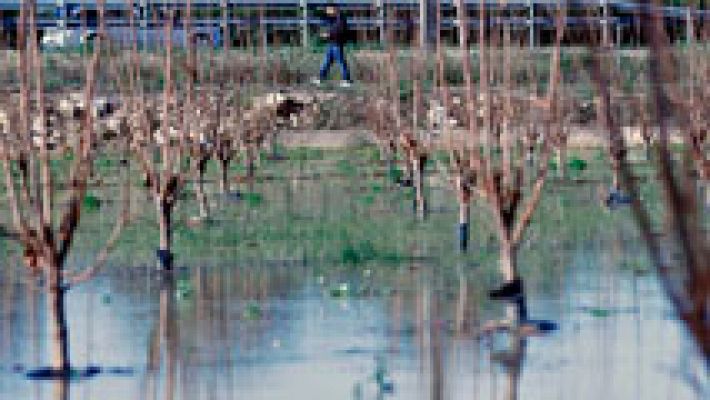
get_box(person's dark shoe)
[488,278,524,300]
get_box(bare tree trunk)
[501,123,512,190]
[219,158,229,193]
[611,158,621,191]
[499,239,518,282]
[413,156,426,219]
[47,259,70,372]
[383,142,396,178]
[197,173,208,220]
[556,146,567,180]
[640,121,652,161]
[195,157,209,219]
[157,197,173,270]
[379,141,394,168]
[458,194,469,252]
[403,155,413,186]
[246,146,256,179]
[525,130,536,166]
[142,170,152,188]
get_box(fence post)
[140,0,148,49]
[601,0,610,47]
[686,7,693,45]
[56,0,66,29]
[419,0,437,48]
[528,0,535,48]
[377,0,385,46]
[300,0,308,47]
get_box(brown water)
[0,159,706,400]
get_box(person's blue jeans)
[319,44,350,81]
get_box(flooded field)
[0,150,705,400]
[0,0,708,398]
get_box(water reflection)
[0,175,705,400]
[0,256,704,400]
[487,300,529,400]
[53,379,69,400]
[144,275,178,400]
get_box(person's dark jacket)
[324,12,350,45]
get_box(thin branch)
[511,143,552,245]
[66,169,130,285]
[0,145,31,240]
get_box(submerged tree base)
[458,222,469,252]
[156,249,174,271]
[488,278,524,300]
[604,188,633,208]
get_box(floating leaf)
[329,282,350,298]
[341,240,376,264]
[336,159,356,176]
[243,301,263,320]
[359,194,375,206]
[289,148,324,161]
[341,245,361,264]
[96,158,114,169]
[83,194,101,211]
[388,167,404,183]
[589,308,611,318]
[568,158,588,172]
[176,279,194,299]
[242,192,264,207]
[367,148,381,162]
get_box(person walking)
[313,6,352,87]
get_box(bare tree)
[128,8,188,271]
[0,0,128,374]
[447,1,567,301]
[385,8,430,219]
[213,0,238,194]
[590,0,708,359]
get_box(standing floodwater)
[0,166,704,399]
[0,1,708,399]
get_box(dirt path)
[277,125,686,149]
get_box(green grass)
[0,145,684,287]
